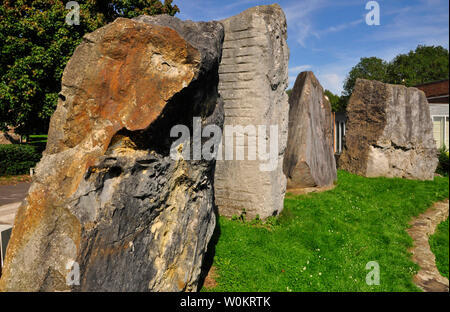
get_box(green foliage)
[286,88,292,99]
[388,45,449,86]
[0,144,42,175]
[203,170,449,292]
[343,45,449,98]
[436,146,449,176]
[343,57,388,97]
[429,218,449,279]
[28,134,47,154]
[325,89,347,112]
[0,0,179,136]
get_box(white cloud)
[289,65,312,74]
[284,0,328,47]
[288,76,297,86]
[313,59,359,94]
[318,73,343,94]
[317,18,363,36]
[364,2,449,47]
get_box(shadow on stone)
[197,202,221,291]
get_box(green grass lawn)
[203,170,449,292]
[429,218,449,279]
[28,134,48,144]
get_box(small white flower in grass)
[319,272,322,276]
[303,266,307,271]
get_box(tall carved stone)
[0,16,224,291]
[283,71,336,189]
[339,78,438,180]
[214,4,289,220]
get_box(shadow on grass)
[197,202,221,291]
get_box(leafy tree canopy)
[286,88,292,98]
[387,45,449,86]
[342,56,388,97]
[324,89,348,113]
[341,45,449,111]
[0,0,179,136]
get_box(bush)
[436,146,449,176]
[0,144,42,176]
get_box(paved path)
[0,182,30,206]
[0,182,30,225]
[0,202,21,225]
[407,199,449,292]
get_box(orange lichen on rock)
[0,17,208,292]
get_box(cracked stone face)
[0,16,224,292]
[339,78,438,180]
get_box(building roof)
[415,79,449,97]
[415,79,449,104]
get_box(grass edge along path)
[408,199,449,291]
[202,170,449,292]
[429,217,449,279]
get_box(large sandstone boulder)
[214,4,289,220]
[0,16,224,291]
[283,71,336,189]
[339,79,438,180]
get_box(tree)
[286,88,292,98]
[387,45,449,86]
[0,0,179,137]
[342,57,388,97]
[342,45,449,99]
[324,89,347,112]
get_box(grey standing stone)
[214,4,289,220]
[283,71,337,189]
[339,78,438,180]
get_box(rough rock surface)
[214,4,289,220]
[0,16,224,292]
[339,79,438,180]
[283,71,336,188]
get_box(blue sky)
[176,0,449,95]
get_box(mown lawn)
[28,134,48,143]
[429,217,449,279]
[203,170,449,292]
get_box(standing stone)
[283,71,336,189]
[214,4,289,220]
[0,16,224,292]
[339,78,438,180]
